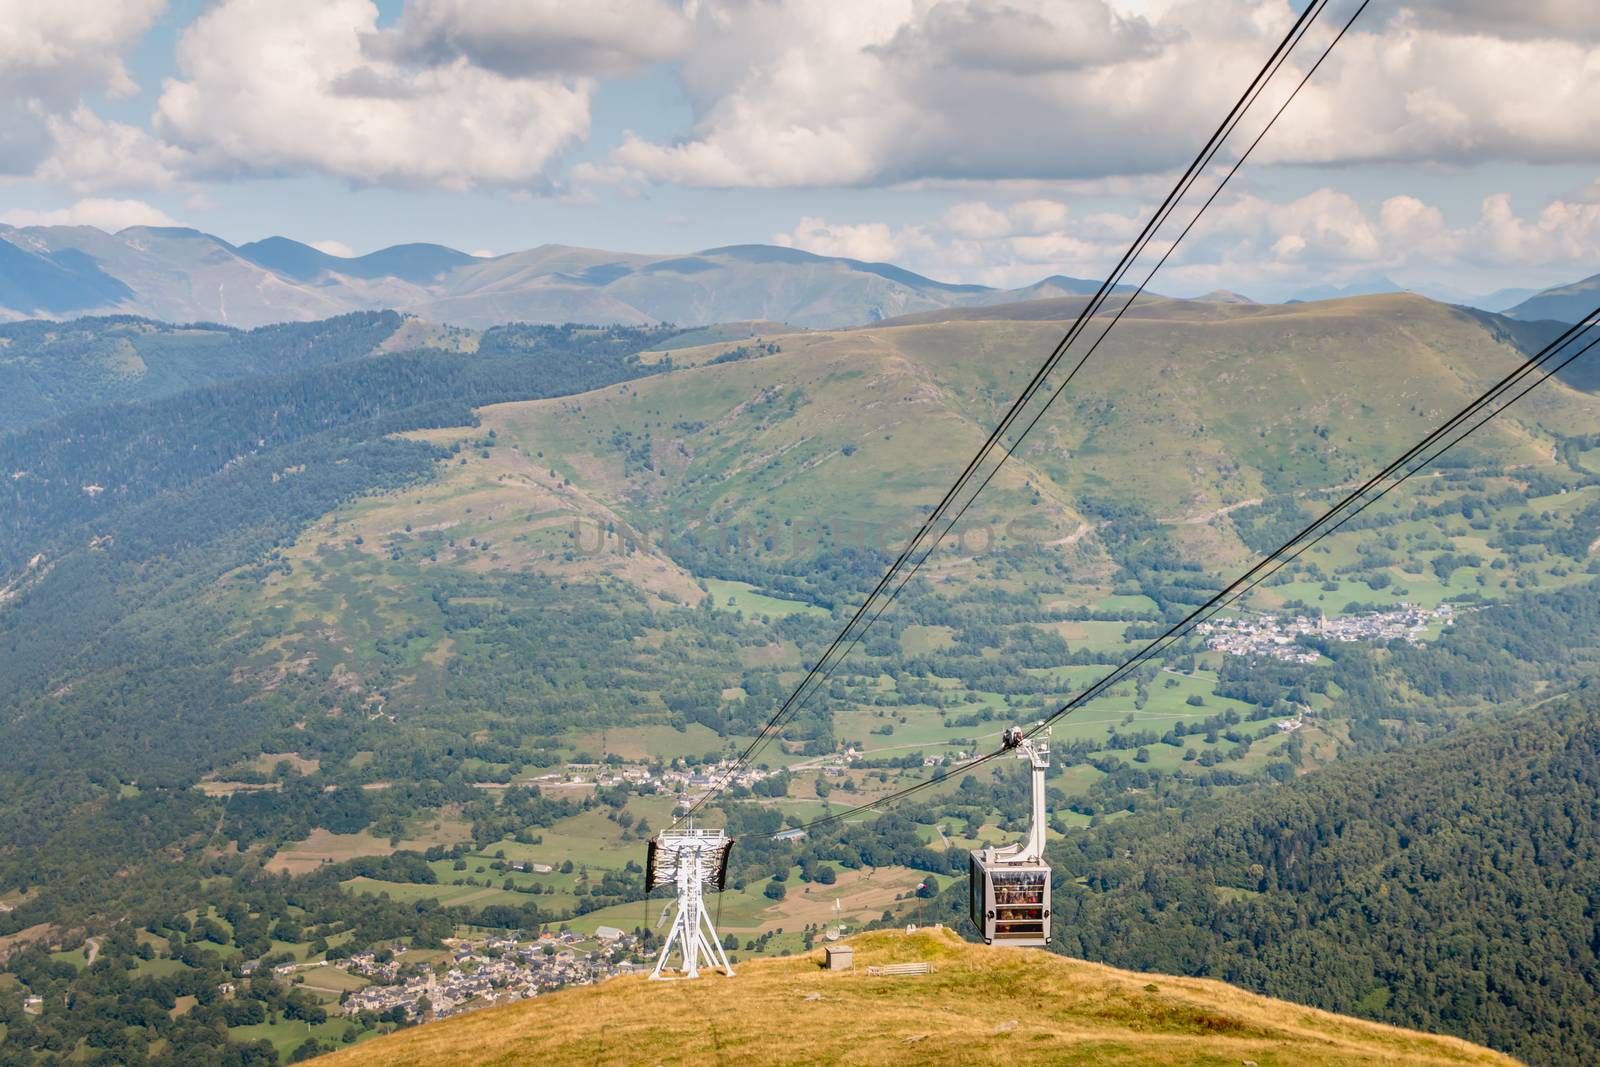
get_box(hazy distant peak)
[237,236,476,284]
[1505,270,1600,324]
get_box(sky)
[1,0,1599,302]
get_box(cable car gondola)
[969,726,1051,947]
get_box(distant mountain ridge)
[1506,270,1600,323]
[0,225,1124,330]
[236,236,478,284]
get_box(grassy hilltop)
[314,928,1516,1067]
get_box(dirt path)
[1165,497,1262,525]
[85,937,102,965]
[1045,521,1094,547]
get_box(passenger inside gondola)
[991,870,1046,937]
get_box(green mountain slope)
[315,928,1516,1067]
[1049,692,1600,1067]
[1506,271,1600,326]
[1,294,1599,1064]
[377,293,1594,585]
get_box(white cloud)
[1008,199,1072,235]
[942,201,1013,240]
[607,0,1600,189]
[875,0,1160,73]
[36,107,189,193]
[1254,22,1600,169]
[775,186,1600,298]
[1473,192,1600,266]
[0,0,165,176]
[1158,187,1600,293]
[149,0,594,189]
[0,198,182,231]
[0,0,164,104]
[23,0,1600,214]
[609,0,1283,187]
[776,202,1102,287]
[370,0,690,78]
[1385,1,1600,42]
[773,216,931,264]
[310,239,356,258]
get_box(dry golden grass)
[316,928,1518,1067]
[751,865,921,933]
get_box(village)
[1197,602,1455,662]
[528,755,783,803]
[338,928,645,1022]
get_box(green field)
[344,878,528,909]
[232,1016,375,1059]
[704,578,829,618]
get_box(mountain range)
[1287,272,1553,313]
[0,224,1128,330]
[4,223,1587,331]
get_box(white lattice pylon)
[650,838,734,980]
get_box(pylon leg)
[697,899,735,975]
[650,910,683,980]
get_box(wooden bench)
[866,962,932,977]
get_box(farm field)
[268,823,473,875]
[705,578,829,618]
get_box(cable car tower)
[645,827,736,980]
[969,726,1052,947]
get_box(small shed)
[824,944,854,971]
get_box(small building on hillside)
[824,945,853,971]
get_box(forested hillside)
[0,322,677,914]
[0,312,405,432]
[1048,693,1600,1067]
[0,320,677,570]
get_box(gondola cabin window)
[969,854,1051,947]
[991,869,1048,939]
